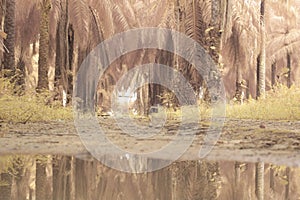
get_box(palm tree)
[37,0,52,91]
[69,0,226,112]
[210,0,222,63]
[257,0,266,99]
[55,0,70,106]
[90,0,171,113]
[10,0,299,108]
[3,0,16,78]
[174,0,211,100]
[221,0,260,99]
[267,0,300,88]
[2,0,26,90]
[0,1,5,43]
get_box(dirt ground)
[0,117,300,167]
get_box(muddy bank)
[0,118,299,166]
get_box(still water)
[0,155,299,200]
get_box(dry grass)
[226,85,300,121]
[0,78,299,123]
[0,78,73,123]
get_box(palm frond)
[267,0,300,65]
[158,0,175,28]
[92,0,115,37]
[199,0,211,26]
[146,0,169,27]
[185,0,206,43]
[223,0,260,46]
[51,0,61,21]
[15,0,40,48]
[267,29,300,57]
[284,28,300,44]
[269,40,300,62]
[112,4,130,31]
[49,0,63,54]
[269,0,300,33]
[69,0,90,45]
[123,0,137,27]
[89,6,103,43]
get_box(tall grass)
[226,85,300,120]
[0,78,72,123]
[1,77,299,123]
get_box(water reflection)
[0,155,299,200]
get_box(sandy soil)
[0,117,300,167]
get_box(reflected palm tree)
[255,162,265,200]
[269,164,275,198]
[233,161,241,200]
[53,156,75,200]
[1,155,300,199]
[0,172,12,200]
[285,167,290,200]
[36,156,52,200]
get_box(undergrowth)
[0,78,72,123]
[226,85,300,120]
[0,77,299,123]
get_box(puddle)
[0,154,299,199]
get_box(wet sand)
[0,118,299,167]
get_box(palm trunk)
[255,162,264,200]
[210,0,222,63]
[269,164,275,198]
[68,24,74,95]
[55,0,69,105]
[53,156,73,200]
[285,167,290,200]
[75,159,88,199]
[271,62,276,88]
[137,83,149,115]
[0,173,12,200]
[287,53,291,88]
[219,0,229,63]
[52,156,60,199]
[36,162,47,200]
[3,0,16,77]
[269,165,275,190]
[37,0,51,91]
[236,65,242,92]
[15,52,26,91]
[69,157,76,200]
[234,31,243,102]
[36,156,53,200]
[234,162,241,200]
[171,164,178,200]
[257,0,266,99]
